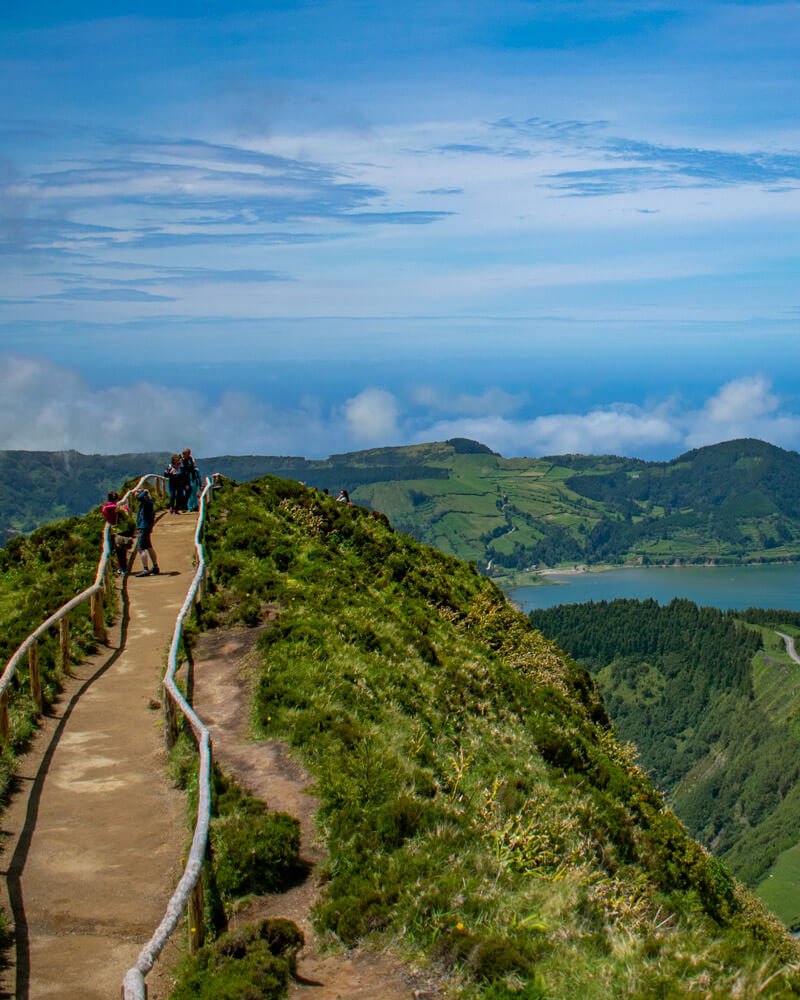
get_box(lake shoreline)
[493,558,800,591]
[503,562,800,615]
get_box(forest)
[529,598,800,904]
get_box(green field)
[758,844,800,930]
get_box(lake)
[507,564,800,614]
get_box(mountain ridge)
[5,439,800,578]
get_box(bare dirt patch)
[191,627,441,1000]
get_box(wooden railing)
[122,474,218,1000]
[0,474,167,741]
[0,471,219,998]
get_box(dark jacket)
[136,493,155,530]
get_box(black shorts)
[137,527,152,550]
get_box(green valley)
[7,438,800,584]
[529,599,800,931]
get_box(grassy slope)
[199,476,800,1000]
[0,512,114,767]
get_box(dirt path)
[0,511,199,1000]
[191,628,439,1000]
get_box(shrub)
[373,795,427,850]
[316,887,398,945]
[471,935,538,982]
[238,596,262,626]
[210,810,302,900]
[169,918,303,1000]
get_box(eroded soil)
[190,627,441,1000]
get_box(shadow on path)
[1,584,131,1000]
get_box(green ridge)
[194,474,799,999]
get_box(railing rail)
[0,470,219,998]
[0,474,167,737]
[122,473,218,1000]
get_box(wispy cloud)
[37,287,176,302]
[481,116,800,196]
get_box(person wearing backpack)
[133,488,160,577]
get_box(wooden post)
[188,875,205,953]
[29,641,42,713]
[104,556,115,600]
[59,614,71,676]
[0,689,8,745]
[163,691,179,750]
[90,590,106,643]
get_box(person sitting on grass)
[133,488,160,577]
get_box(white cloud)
[343,388,399,443]
[0,355,337,457]
[4,356,800,464]
[684,375,800,451]
[411,376,800,459]
[415,405,681,459]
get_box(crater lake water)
[507,565,800,614]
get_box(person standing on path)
[166,454,182,514]
[133,487,160,577]
[102,491,136,574]
[181,447,199,512]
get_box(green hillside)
[7,438,800,579]
[190,474,800,998]
[529,599,800,930]
[3,475,800,993]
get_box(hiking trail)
[0,509,435,999]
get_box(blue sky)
[3,1,800,459]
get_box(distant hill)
[0,444,457,541]
[5,438,800,575]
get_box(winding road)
[776,631,800,665]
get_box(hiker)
[114,503,136,574]
[183,448,201,512]
[179,447,196,512]
[102,492,136,574]
[133,487,160,577]
[336,489,351,504]
[102,491,120,527]
[166,454,182,514]
[102,492,126,573]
